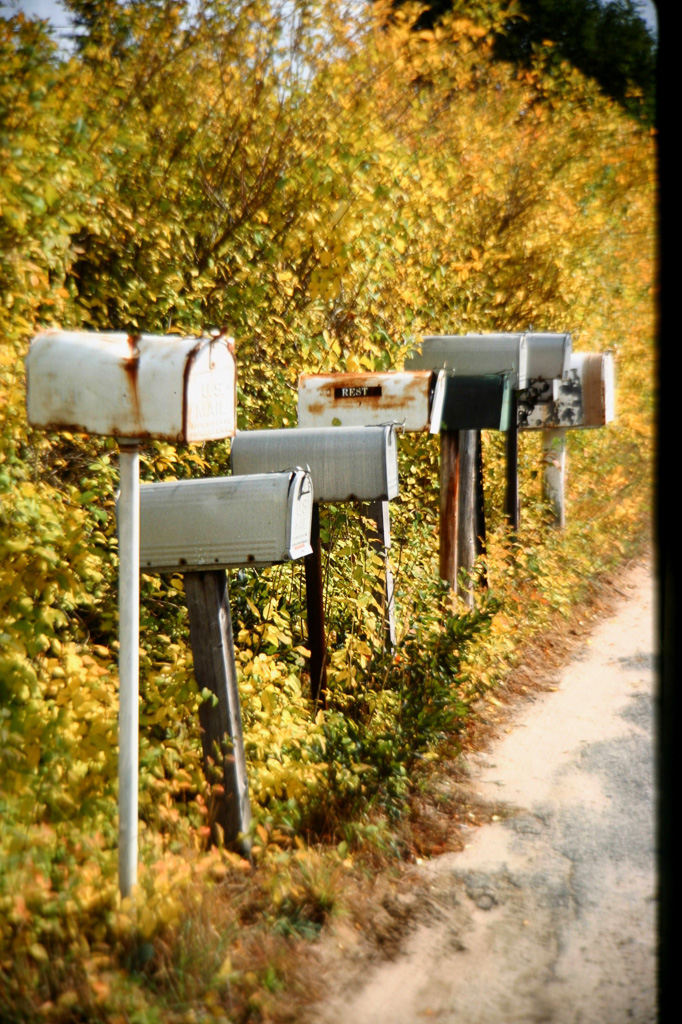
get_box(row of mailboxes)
[25,328,614,892]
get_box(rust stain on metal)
[582,353,605,426]
[122,334,142,429]
[182,339,204,442]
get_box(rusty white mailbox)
[139,470,313,573]
[25,329,237,901]
[297,371,445,432]
[25,330,236,441]
[231,425,399,503]
[518,352,615,430]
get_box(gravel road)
[315,558,656,1024]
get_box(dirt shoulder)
[302,555,656,1024]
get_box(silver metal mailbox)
[405,333,571,389]
[231,426,399,503]
[25,330,236,442]
[518,352,615,430]
[138,470,313,573]
[297,371,445,433]
[405,333,529,388]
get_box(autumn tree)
[382,0,657,123]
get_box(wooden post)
[304,502,328,706]
[439,429,476,605]
[184,570,251,858]
[505,390,520,531]
[542,427,567,528]
[365,499,397,649]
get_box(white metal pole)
[117,442,140,899]
[542,428,567,528]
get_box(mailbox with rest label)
[518,353,615,430]
[25,330,237,442]
[405,332,571,389]
[297,371,445,432]
[231,425,399,503]
[138,470,313,573]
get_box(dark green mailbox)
[433,373,512,432]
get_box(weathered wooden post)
[138,469,313,852]
[231,425,399,704]
[518,352,615,527]
[25,329,237,898]
[296,370,443,645]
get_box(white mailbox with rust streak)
[518,352,615,430]
[297,371,445,432]
[25,330,236,441]
[231,426,399,503]
[25,329,237,902]
[139,471,313,574]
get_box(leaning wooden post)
[505,389,520,531]
[304,503,328,705]
[365,499,397,648]
[541,427,567,528]
[185,570,252,857]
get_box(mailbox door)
[231,425,399,503]
[524,333,572,381]
[438,374,512,431]
[298,371,436,431]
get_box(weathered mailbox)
[297,370,445,432]
[25,329,237,900]
[139,471,313,572]
[231,425,399,701]
[231,425,399,502]
[297,373,445,647]
[518,352,615,430]
[517,352,615,527]
[25,330,236,441]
